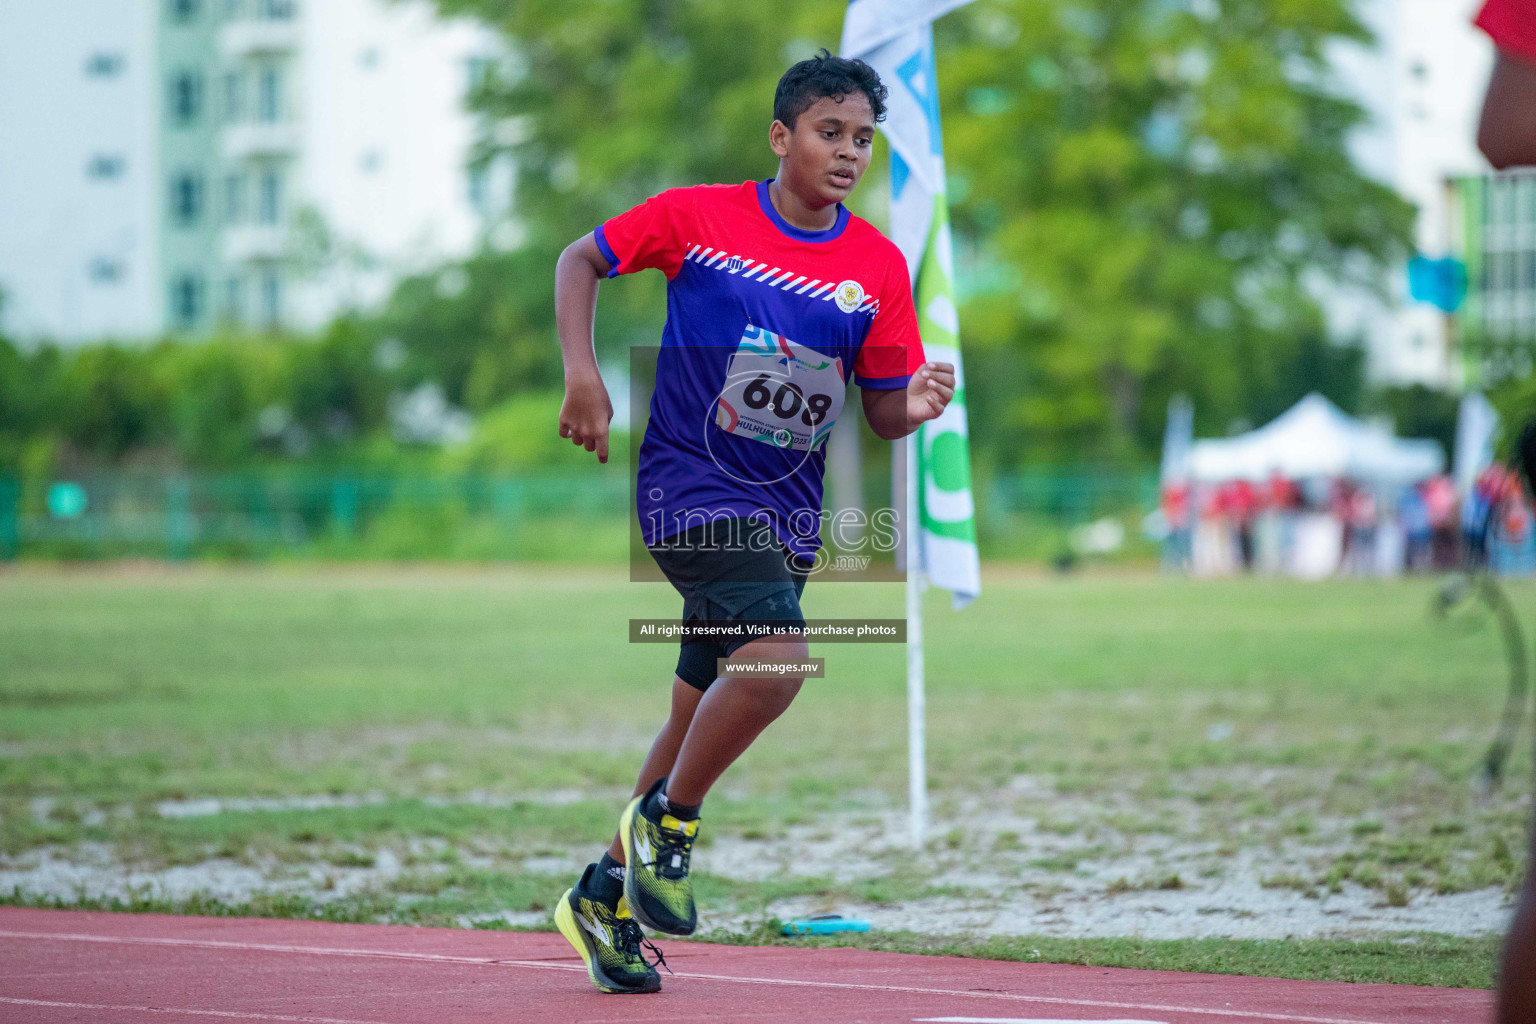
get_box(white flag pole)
[905,430,927,846]
[844,0,984,853]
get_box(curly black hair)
[773,49,888,129]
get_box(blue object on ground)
[782,914,872,935]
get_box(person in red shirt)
[1229,478,1258,570]
[1265,471,1300,513]
[1265,471,1302,574]
[1161,481,1192,572]
[1477,0,1536,167]
[1422,474,1459,569]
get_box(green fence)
[0,469,1158,562]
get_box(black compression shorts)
[646,517,813,691]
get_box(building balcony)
[221,225,289,263]
[219,19,300,58]
[221,122,299,161]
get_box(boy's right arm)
[555,233,615,464]
[1479,50,1536,169]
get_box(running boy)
[550,50,955,994]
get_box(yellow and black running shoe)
[554,864,666,994]
[619,778,700,935]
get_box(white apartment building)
[0,1,159,340]
[1331,0,1495,387]
[0,0,510,343]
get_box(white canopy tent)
[1185,393,1444,485]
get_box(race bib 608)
[713,325,847,452]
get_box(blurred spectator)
[1172,468,1531,579]
[1463,464,1510,569]
[1422,475,1459,569]
[1398,483,1432,571]
[1194,482,1236,576]
[1230,478,1258,571]
[1330,480,1354,573]
[1266,471,1302,513]
[1256,470,1300,574]
[1493,487,1535,574]
[1503,496,1531,541]
[1487,464,1536,575]
[1348,485,1378,576]
[1161,480,1193,572]
[1331,480,1376,576]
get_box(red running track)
[0,908,1491,1024]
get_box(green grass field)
[1,565,1528,988]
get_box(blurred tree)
[285,317,394,448]
[939,0,1413,461]
[426,0,855,401]
[0,325,407,476]
[0,335,60,474]
[150,337,282,468]
[0,1,1423,479]
[1367,382,1460,457]
[441,389,628,473]
[1491,372,1536,458]
[374,250,562,412]
[55,344,165,464]
[435,0,1415,464]
[136,319,395,469]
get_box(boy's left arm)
[861,363,955,439]
[855,253,953,439]
[1476,0,1536,170]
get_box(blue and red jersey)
[596,179,925,557]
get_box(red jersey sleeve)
[594,188,689,280]
[1477,0,1536,65]
[853,251,927,389]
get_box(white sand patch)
[0,842,409,906]
[518,855,587,876]
[693,796,1519,939]
[153,788,607,819]
[4,779,1521,941]
[1,847,291,904]
[707,883,1512,940]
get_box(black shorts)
[647,517,813,692]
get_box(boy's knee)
[737,632,808,663]
[722,635,807,712]
[724,635,811,700]
[740,674,802,717]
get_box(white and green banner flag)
[842,2,980,608]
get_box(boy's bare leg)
[605,676,704,862]
[663,632,808,807]
[607,633,806,860]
